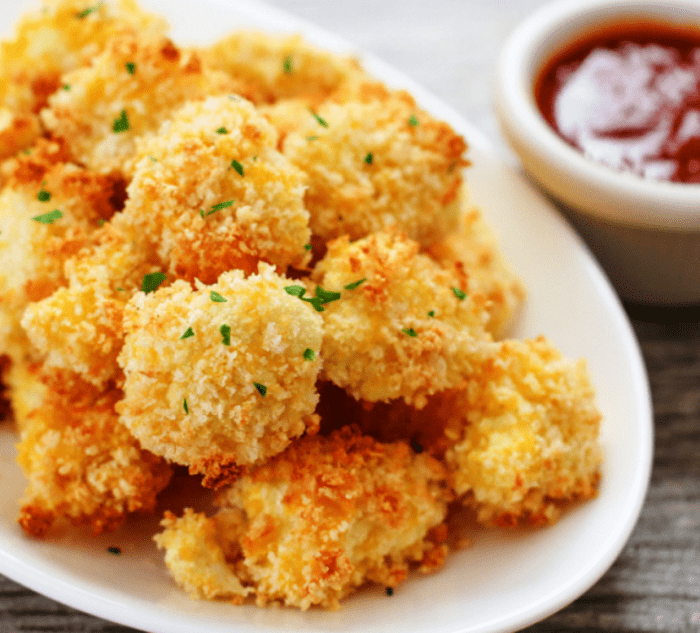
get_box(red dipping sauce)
[535,23,700,183]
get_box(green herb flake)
[220,324,231,346]
[216,127,228,134]
[303,348,315,361]
[307,135,319,141]
[364,152,373,165]
[112,109,130,133]
[304,243,312,252]
[63,84,71,91]
[344,278,366,291]
[409,114,419,126]
[116,287,126,292]
[180,327,194,340]
[126,62,136,75]
[149,156,158,162]
[303,296,325,312]
[37,189,51,202]
[452,287,467,301]
[309,108,329,128]
[208,200,235,215]
[32,209,63,224]
[284,285,306,298]
[141,271,166,294]
[77,2,102,18]
[385,587,394,597]
[283,55,293,73]
[183,398,189,414]
[254,382,267,397]
[427,310,435,317]
[402,327,418,337]
[314,285,341,304]
[230,160,244,177]
[210,290,227,303]
[107,546,121,555]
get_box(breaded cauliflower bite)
[0,139,124,363]
[122,94,311,283]
[16,368,172,538]
[201,31,364,106]
[311,228,491,407]
[280,83,467,245]
[117,264,323,488]
[440,336,603,526]
[0,0,166,161]
[155,427,452,609]
[41,33,245,175]
[426,201,526,339]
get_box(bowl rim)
[495,0,700,231]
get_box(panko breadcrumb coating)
[155,427,452,610]
[117,264,323,488]
[17,368,172,537]
[0,139,124,364]
[0,0,167,160]
[426,201,526,338]
[20,224,162,388]
[280,83,467,246]
[41,33,247,175]
[311,228,491,407]
[200,31,364,106]
[123,94,312,283]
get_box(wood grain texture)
[1,0,699,631]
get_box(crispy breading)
[41,33,248,175]
[155,427,452,609]
[0,0,167,161]
[426,201,526,338]
[279,83,467,245]
[20,223,160,387]
[0,139,124,364]
[122,94,312,283]
[311,228,492,407]
[16,368,172,537]
[1,357,47,434]
[117,264,323,487]
[200,31,364,106]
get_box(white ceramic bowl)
[495,0,700,305]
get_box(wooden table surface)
[2,0,699,631]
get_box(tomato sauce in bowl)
[535,24,700,183]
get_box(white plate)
[0,0,653,632]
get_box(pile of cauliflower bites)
[0,0,603,610]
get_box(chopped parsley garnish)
[402,328,418,337]
[364,152,373,165]
[37,190,51,202]
[112,109,130,133]
[283,55,293,73]
[183,398,189,414]
[77,2,102,18]
[98,218,105,226]
[303,348,315,361]
[385,587,394,596]
[149,156,158,162]
[452,287,467,300]
[116,287,125,292]
[210,290,227,303]
[254,382,267,397]
[180,327,194,340]
[126,62,136,74]
[427,310,435,317]
[409,114,419,126]
[141,272,166,293]
[307,136,319,141]
[107,546,121,555]
[210,200,235,213]
[284,285,306,298]
[32,209,62,224]
[220,324,231,346]
[230,160,244,176]
[63,84,71,91]
[344,278,366,291]
[315,286,341,303]
[304,243,312,251]
[309,108,329,128]
[216,127,228,134]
